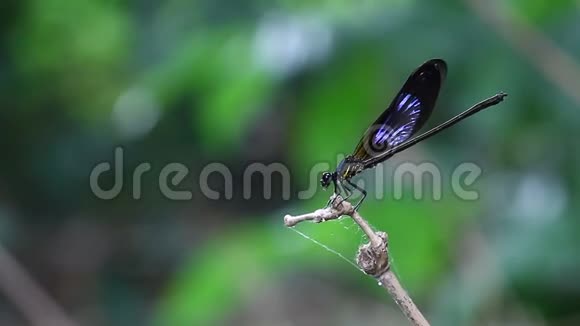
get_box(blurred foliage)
[1,0,580,325]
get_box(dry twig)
[284,196,430,326]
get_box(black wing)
[350,59,446,164]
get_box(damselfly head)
[320,172,333,189]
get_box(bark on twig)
[284,195,430,326]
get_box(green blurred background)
[1,0,580,325]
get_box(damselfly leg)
[346,179,367,210]
[334,182,354,206]
[326,181,352,208]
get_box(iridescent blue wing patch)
[351,59,446,161]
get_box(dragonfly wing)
[351,59,446,162]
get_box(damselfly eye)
[320,172,332,188]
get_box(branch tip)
[283,196,430,326]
